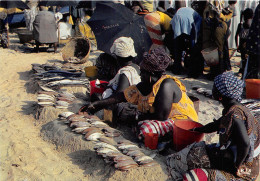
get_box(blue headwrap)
[214,71,244,102]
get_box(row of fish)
[32,63,90,88]
[58,111,159,171]
[37,90,76,109]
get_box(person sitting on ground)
[85,37,141,123]
[33,6,58,53]
[235,8,253,76]
[81,47,198,143]
[167,71,260,181]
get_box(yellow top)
[141,0,154,12]
[124,75,199,121]
[157,11,172,31]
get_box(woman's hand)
[236,165,251,177]
[78,102,101,115]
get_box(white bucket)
[201,47,219,66]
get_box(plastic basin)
[173,120,204,151]
[90,80,108,96]
[245,79,260,99]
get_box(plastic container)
[245,79,260,99]
[90,80,108,96]
[144,133,158,150]
[85,66,98,78]
[173,120,204,151]
[201,46,219,66]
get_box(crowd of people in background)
[0,1,260,180]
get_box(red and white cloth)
[138,119,175,138]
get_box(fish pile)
[31,63,90,89]
[241,99,260,120]
[37,88,76,109]
[58,111,159,171]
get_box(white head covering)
[110,37,137,58]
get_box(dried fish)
[134,155,153,163]
[118,144,139,150]
[70,121,91,128]
[114,160,138,170]
[45,79,89,87]
[58,112,75,119]
[72,127,89,133]
[126,150,144,158]
[82,127,101,135]
[38,102,54,106]
[139,160,158,167]
[94,142,118,151]
[113,155,134,163]
[98,137,117,145]
[59,92,76,99]
[105,152,123,158]
[105,132,121,138]
[39,85,56,92]
[86,132,103,141]
[96,147,120,155]
[38,91,58,96]
[91,121,108,127]
[116,164,138,171]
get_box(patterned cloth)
[214,71,244,102]
[110,37,137,58]
[139,47,171,73]
[138,119,174,137]
[144,11,171,50]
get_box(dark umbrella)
[39,0,78,7]
[87,2,152,64]
[0,0,29,9]
[0,0,29,47]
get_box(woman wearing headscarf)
[88,37,141,123]
[81,47,198,141]
[167,71,260,181]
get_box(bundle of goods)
[58,111,159,171]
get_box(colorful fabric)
[183,168,208,181]
[110,37,137,58]
[102,65,141,99]
[124,75,198,121]
[214,71,244,102]
[139,47,171,73]
[144,11,171,50]
[167,142,210,180]
[219,105,260,161]
[138,119,174,137]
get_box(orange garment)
[124,75,199,122]
[144,11,171,50]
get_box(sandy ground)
[0,33,245,181]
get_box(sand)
[0,33,248,181]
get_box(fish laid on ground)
[59,92,76,99]
[37,94,55,99]
[91,121,108,127]
[82,127,101,135]
[70,121,91,128]
[114,160,138,170]
[94,142,118,151]
[72,127,89,133]
[85,132,103,141]
[126,150,145,158]
[39,85,56,92]
[105,132,121,138]
[58,112,75,119]
[140,160,159,167]
[38,91,58,96]
[45,79,89,87]
[96,147,120,155]
[113,155,134,163]
[38,102,54,106]
[98,137,117,146]
[118,144,139,150]
[134,155,153,163]
[104,151,123,158]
